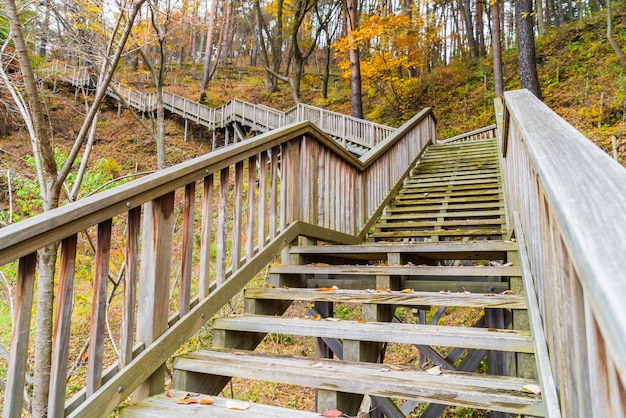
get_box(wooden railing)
[499,90,626,417]
[41,61,395,151]
[0,109,435,418]
[437,124,497,144]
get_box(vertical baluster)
[269,147,279,239]
[258,152,268,248]
[232,162,244,271]
[4,252,37,418]
[87,220,112,396]
[179,182,196,316]
[199,174,214,298]
[136,193,175,400]
[48,236,78,417]
[217,168,229,284]
[121,207,141,367]
[246,155,257,261]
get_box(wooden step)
[289,241,517,260]
[173,349,545,416]
[381,209,505,220]
[403,178,502,189]
[399,182,502,193]
[369,229,507,239]
[245,287,526,308]
[269,264,520,277]
[376,219,506,230]
[385,202,504,213]
[410,168,500,179]
[119,391,322,418]
[213,315,534,353]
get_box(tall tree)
[200,0,220,97]
[491,0,504,96]
[4,1,146,415]
[459,0,479,58]
[606,0,626,66]
[516,0,542,99]
[344,0,363,118]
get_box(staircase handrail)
[499,89,626,416]
[1,108,435,417]
[39,61,395,150]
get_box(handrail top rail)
[503,89,626,371]
[290,102,395,131]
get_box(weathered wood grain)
[175,349,545,416]
[269,264,519,277]
[244,287,526,309]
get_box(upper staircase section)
[41,60,395,154]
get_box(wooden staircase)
[121,139,545,417]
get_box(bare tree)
[606,0,626,66]
[344,0,363,118]
[491,0,504,96]
[4,1,146,415]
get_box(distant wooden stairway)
[121,139,545,417]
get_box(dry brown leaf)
[225,400,251,410]
[387,364,405,371]
[200,396,214,405]
[316,287,337,292]
[487,328,498,332]
[325,317,340,322]
[175,394,199,404]
[502,262,514,267]
[281,285,289,289]
[232,351,247,356]
[402,288,414,293]
[311,314,322,321]
[165,392,173,398]
[426,365,443,375]
[501,290,515,295]
[522,384,542,396]
[310,361,324,368]
[358,319,367,323]
[312,262,331,267]
[322,409,343,417]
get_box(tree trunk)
[346,0,363,119]
[535,0,545,37]
[476,0,487,57]
[516,0,543,99]
[607,0,626,66]
[200,0,219,94]
[491,0,504,96]
[322,45,331,99]
[459,0,479,58]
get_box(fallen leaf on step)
[312,263,331,267]
[200,396,214,405]
[311,314,321,321]
[358,319,367,323]
[175,394,199,404]
[281,285,289,289]
[316,286,339,292]
[439,290,450,294]
[522,384,542,396]
[310,361,324,368]
[402,288,414,293]
[232,351,247,356]
[325,317,340,322]
[489,261,502,267]
[322,409,343,417]
[226,400,251,410]
[387,364,405,371]
[501,290,515,295]
[502,262,514,267]
[165,392,173,398]
[426,365,443,375]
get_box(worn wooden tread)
[400,184,502,194]
[304,278,512,293]
[369,229,507,238]
[119,391,321,418]
[174,350,545,416]
[385,202,504,213]
[408,172,500,181]
[397,188,502,198]
[215,315,533,352]
[290,241,516,255]
[376,219,506,229]
[245,287,525,308]
[411,168,500,179]
[404,178,502,189]
[269,264,520,277]
[381,209,505,221]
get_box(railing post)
[134,193,175,401]
[3,253,37,418]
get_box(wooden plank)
[48,237,78,417]
[258,152,267,248]
[244,288,526,309]
[121,207,141,367]
[179,182,195,316]
[217,168,229,283]
[270,264,520,277]
[136,193,176,400]
[3,252,36,418]
[369,228,508,238]
[290,241,517,256]
[87,220,113,396]
[232,161,244,270]
[120,391,323,418]
[246,155,257,261]
[376,219,505,229]
[175,350,545,416]
[214,315,533,352]
[385,202,503,213]
[382,209,505,220]
[198,175,213,299]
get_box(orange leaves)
[173,393,214,405]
